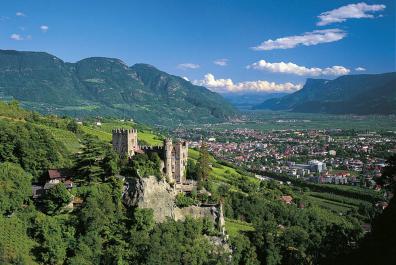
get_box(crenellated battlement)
[112,128,137,134]
[140,145,164,153]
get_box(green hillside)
[0,49,236,126]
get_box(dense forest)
[0,100,395,264]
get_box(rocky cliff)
[123,176,176,222]
[123,176,225,234]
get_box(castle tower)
[174,141,188,184]
[164,138,174,182]
[112,128,138,157]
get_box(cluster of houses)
[174,127,395,188]
[32,170,76,198]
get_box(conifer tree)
[196,141,211,186]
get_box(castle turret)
[174,141,188,184]
[112,128,138,157]
[164,138,174,182]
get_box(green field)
[81,122,163,146]
[36,124,81,153]
[308,195,356,214]
[225,218,255,237]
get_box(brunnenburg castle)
[112,128,188,183]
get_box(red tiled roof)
[48,169,62,179]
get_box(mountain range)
[0,49,236,125]
[255,72,396,115]
[221,92,287,111]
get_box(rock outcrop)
[123,176,225,235]
[123,176,176,222]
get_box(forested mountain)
[255,72,396,115]
[0,49,236,125]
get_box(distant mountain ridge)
[0,49,236,125]
[221,92,288,111]
[254,72,396,115]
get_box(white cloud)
[10,33,23,41]
[317,2,386,26]
[10,33,31,41]
[177,63,200,70]
[40,25,49,33]
[247,60,350,76]
[16,12,26,17]
[252,29,346,51]
[193,73,302,93]
[355,67,366,71]
[213,59,228,66]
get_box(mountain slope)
[255,72,396,115]
[0,50,236,125]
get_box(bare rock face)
[123,176,176,222]
[123,175,226,235]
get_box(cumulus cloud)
[193,73,302,93]
[10,33,31,41]
[317,2,386,26]
[247,60,350,76]
[10,33,23,41]
[40,25,49,33]
[213,59,228,66]
[355,67,366,71]
[16,12,26,17]
[252,29,346,51]
[177,63,200,70]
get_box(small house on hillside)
[48,169,66,184]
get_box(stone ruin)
[112,128,188,184]
[112,128,226,236]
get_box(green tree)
[196,142,211,186]
[102,148,120,177]
[0,121,65,181]
[186,159,198,180]
[378,154,396,192]
[0,215,38,265]
[0,162,32,215]
[32,214,75,265]
[66,120,80,133]
[43,183,72,214]
[74,136,109,182]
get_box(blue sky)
[0,0,394,93]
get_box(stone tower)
[164,138,174,182]
[174,141,188,183]
[163,139,188,184]
[112,128,138,157]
